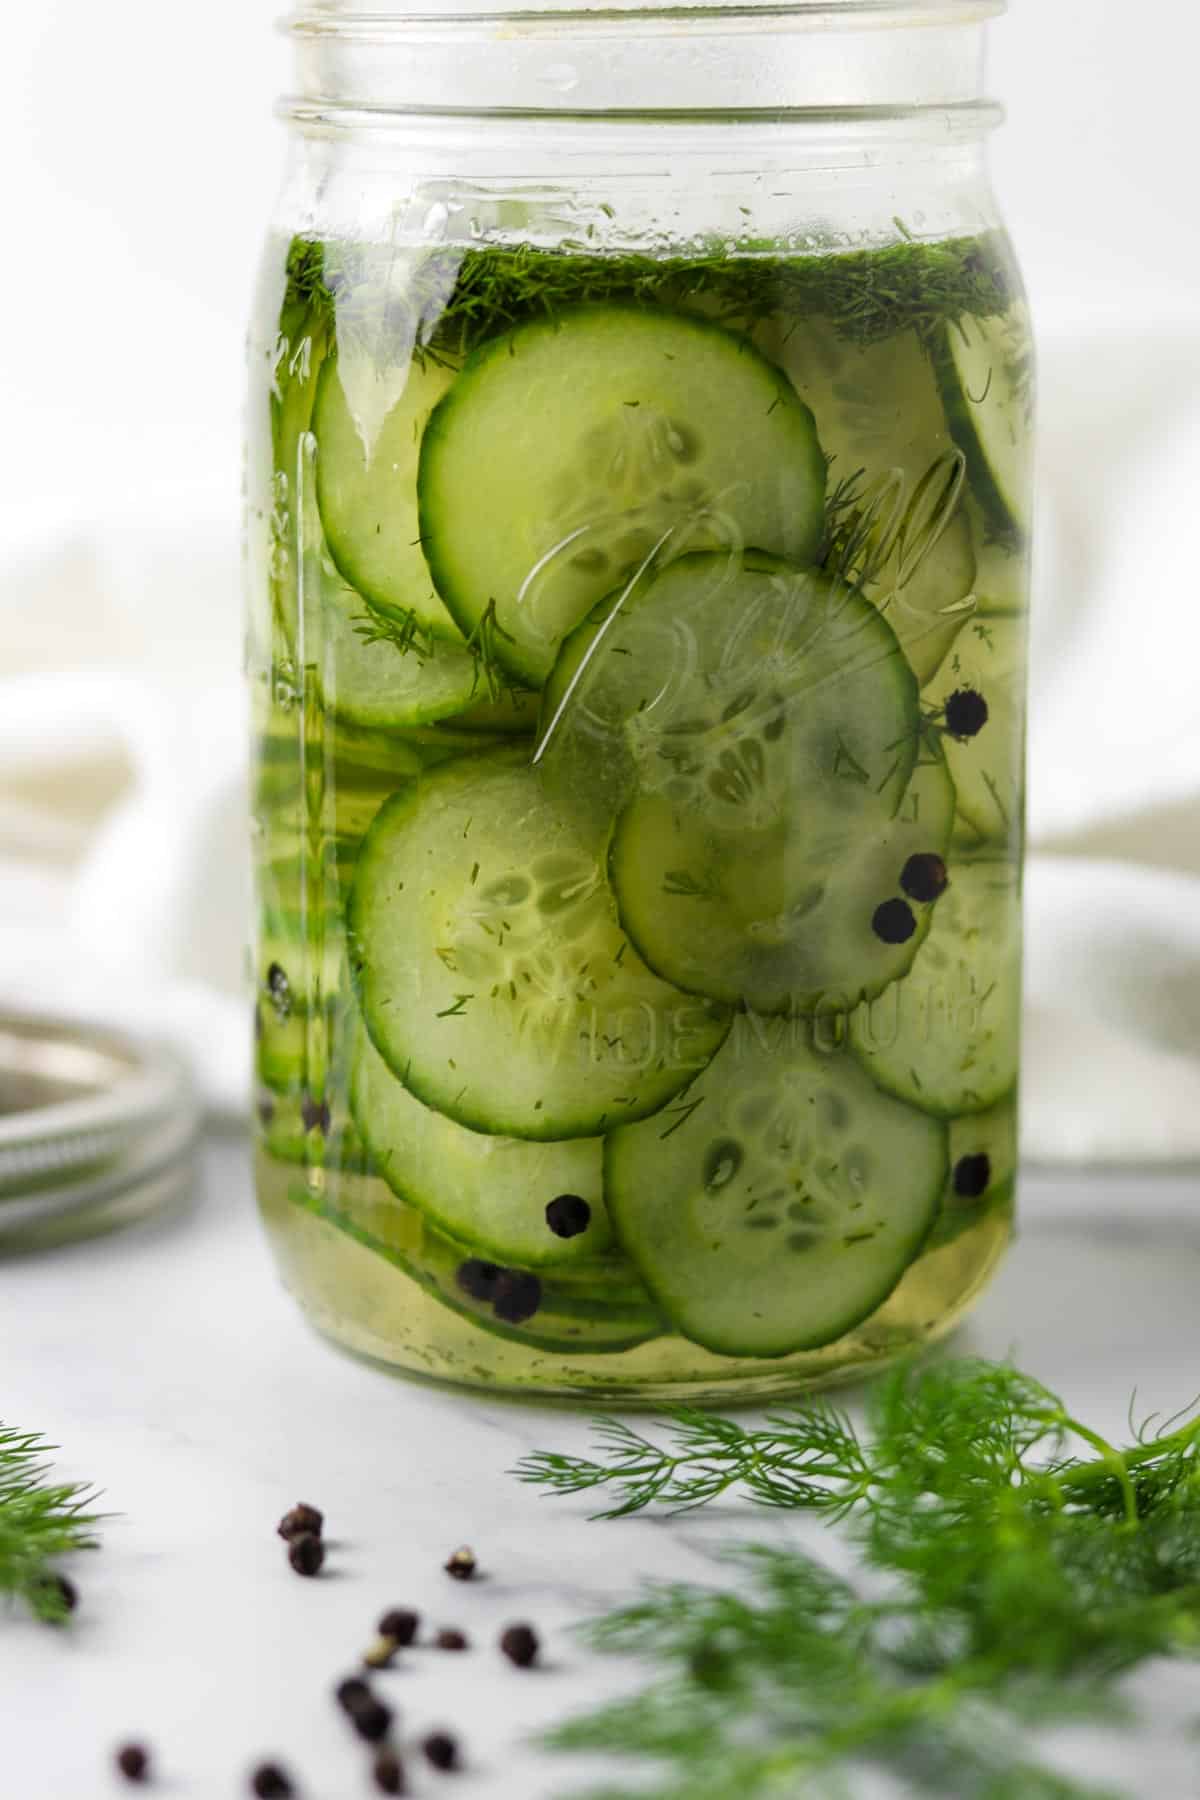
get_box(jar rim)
[287,0,1005,28]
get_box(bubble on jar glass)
[539,61,579,94]
[702,1138,744,1192]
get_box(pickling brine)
[247,225,1032,1399]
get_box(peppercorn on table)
[3,1131,1200,1797]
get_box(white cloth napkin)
[2,321,1199,1162]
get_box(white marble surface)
[4,1135,1200,1799]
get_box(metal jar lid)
[0,1013,199,1244]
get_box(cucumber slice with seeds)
[936,305,1034,539]
[607,1020,945,1356]
[850,858,1021,1116]
[350,1023,613,1266]
[419,306,827,687]
[610,743,955,1014]
[539,552,920,846]
[349,748,730,1140]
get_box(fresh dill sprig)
[517,1359,1200,1799]
[283,236,331,315]
[283,230,1018,364]
[821,450,966,597]
[352,597,438,662]
[518,1404,870,1520]
[0,1426,103,1622]
[462,598,524,704]
[352,591,524,705]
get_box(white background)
[2,0,1197,525]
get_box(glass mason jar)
[246,0,1032,1401]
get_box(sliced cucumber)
[285,420,484,730]
[257,920,348,1008]
[349,749,730,1140]
[610,744,955,1014]
[936,305,1034,539]
[419,306,827,686]
[279,711,510,784]
[350,1023,613,1266]
[927,1093,1018,1249]
[539,552,919,844]
[257,1086,367,1173]
[263,841,361,912]
[926,613,1026,845]
[313,548,482,729]
[850,858,1021,1117]
[774,320,977,685]
[446,689,541,735]
[965,502,1029,617]
[313,353,461,638]
[606,1021,945,1357]
[868,510,976,689]
[287,1181,663,1354]
[257,996,320,1093]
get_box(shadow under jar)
[246,0,1033,1401]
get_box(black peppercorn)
[444,1546,476,1581]
[422,1731,460,1772]
[250,1764,294,1798]
[299,1092,331,1135]
[943,687,989,740]
[434,1628,469,1651]
[336,1675,373,1717]
[499,1623,539,1668]
[545,1194,591,1239]
[377,1607,420,1646]
[871,897,917,946]
[491,1269,542,1324]
[351,1698,393,1744]
[265,961,292,1018]
[456,1258,502,1302]
[277,1502,323,1543]
[288,1532,325,1577]
[373,1747,407,1795]
[899,853,949,905]
[115,1743,150,1783]
[953,1152,992,1200]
